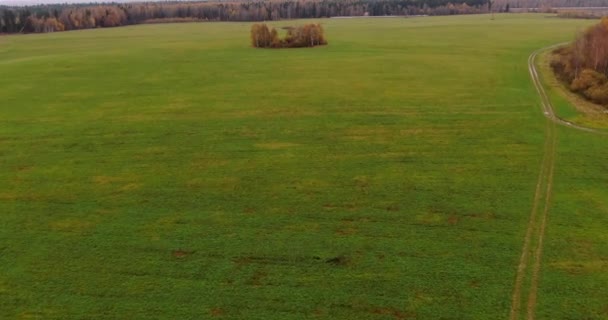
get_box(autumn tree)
[551,17,608,105]
[251,23,327,48]
[284,23,327,47]
[250,23,276,48]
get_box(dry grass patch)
[50,218,96,233]
[550,260,608,274]
[415,211,445,225]
[0,192,19,201]
[210,307,225,317]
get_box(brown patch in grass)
[210,307,225,317]
[0,192,73,202]
[447,214,460,225]
[336,220,358,236]
[385,204,400,212]
[233,256,252,267]
[0,192,18,201]
[325,255,351,266]
[550,260,608,274]
[248,270,268,286]
[466,212,496,220]
[15,165,33,172]
[172,249,194,259]
[341,217,374,223]
[312,308,325,317]
[336,227,357,236]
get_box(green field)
[1,14,607,319]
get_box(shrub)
[570,69,607,93]
[585,83,608,105]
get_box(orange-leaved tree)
[251,23,327,48]
[551,17,608,105]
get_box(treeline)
[551,18,608,105]
[251,23,327,48]
[494,0,608,9]
[4,0,607,34]
[556,10,608,19]
[0,0,491,34]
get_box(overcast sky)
[1,0,154,5]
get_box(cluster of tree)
[494,0,608,9]
[251,23,327,48]
[556,10,607,19]
[551,18,608,105]
[1,0,493,34]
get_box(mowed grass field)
[0,14,607,319]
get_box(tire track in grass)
[511,44,606,320]
[529,45,608,135]
[508,121,551,320]
[526,122,556,320]
[509,46,560,320]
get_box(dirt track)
[510,44,606,320]
[528,45,608,135]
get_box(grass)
[0,14,606,319]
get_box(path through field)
[510,45,606,320]
[528,45,607,135]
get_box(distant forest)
[1,0,489,33]
[1,0,607,34]
[494,0,608,8]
